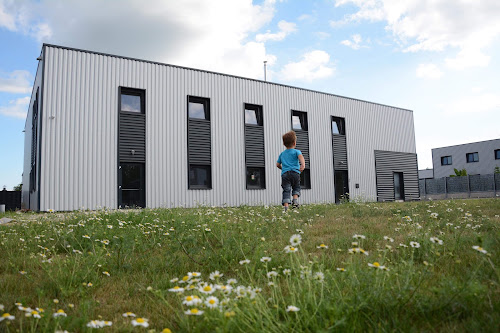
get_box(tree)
[450,168,467,177]
[495,166,500,174]
[13,183,22,191]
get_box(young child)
[276,131,305,211]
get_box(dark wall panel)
[295,131,310,169]
[119,113,146,163]
[245,125,265,167]
[332,134,348,171]
[188,119,211,165]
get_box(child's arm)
[276,163,282,170]
[298,154,305,172]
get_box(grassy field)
[0,198,499,332]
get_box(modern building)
[418,168,433,180]
[432,139,500,178]
[22,44,419,211]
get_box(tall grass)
[0,198,499,332]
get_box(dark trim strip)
[37,44,46,211]
[42,43,412,113]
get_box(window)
[300,169,311,189]
[246,167,265,189]
[441,156,452,165]
[188,96,210,120]
[245,104,263,126]
[331,117,345,135]
[495,149,500,160]
[292,110,308,131]
[30,88,39,192]
[120,88,145,113]
[189,165,212,188]
[466,152,479,163]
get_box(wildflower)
[185,308,204,316]
[188,272,201,278]
[430,213,438,218]
[199,283,216,294]
[209,271,223,280]
[182,295,202,306]
[53,299,59,304]
[313,272,325,282]
[472,246,488,254]
[82,235,90,239]
[122,312,136,317]
[284,245,298,253]
[68,304,74,308]
[227,278,237,285]
[239,259,250,265]
[26,310,41,318]
[101,239,109,245]
[283,269,291,275]
[260,256,272,263]
[268,281,275,287]
[87,282,93,287]
[168,286,185,293]
[336,267,345,272]
[205,296,219,309]
[286,305,300,312]
[0,305,3,311]
[399,243,408,248]
[352,234,366,239]
[267,271,278,278]
[107,225,113,229]
[162,329,172,333]
[261,237,265,241]
[368,262,388,270]
[18,306,32,312]
[410,241,420,248]
[179,275,191,283]
[383,236,394,242]
[224,310,236,318]
[351,242,358,246]
[170,277,179,283]
[0,313,15,322]
[19,270,27,275]
[385,244,392,250]
[102,271,110,277]
[131,318,149,327]
[53,309,67,318]
[289,234,302,246]
[348,248,369,255]
[317,243,328,249]
[430,237,443,245]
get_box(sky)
[0,0,499,190]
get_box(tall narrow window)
[188,96,212,189]
[291,110,311,189]
[331,117,345,135]
[30,88,39,192]
[244,104,265,189]
[331,116,348,203]
[118,87,146,208]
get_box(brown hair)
[282,131,297,148]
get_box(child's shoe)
[283,206,288,213]
[291,199,300,209]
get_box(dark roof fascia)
[42,43,412,113]
[431,138,500,151]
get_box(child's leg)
[291,172,301,206]
[281,172,292,207]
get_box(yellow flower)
[131,318,149,327]
[317,244,328,249]
[162,329,172,333]
[185,308,204,316]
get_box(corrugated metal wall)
[39,45,417,211]
[374,150,419,201]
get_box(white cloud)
[0,96,30,119]
[415,63,442,79]
[439,93,500,115]
[333,0,500,69]
[255,20,297,42]
[0,0,280,79]
[315,31,331,39]
[0,70,32,94]
[341,34,363,50]
[280,50,335,82]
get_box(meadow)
[0,198,499,332]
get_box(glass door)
[394,172,404,200]
[119,163,145,208]
[334,170,349,203]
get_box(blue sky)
[1,0,499,190]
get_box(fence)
[0,190,22,211]
[419,173,500,200]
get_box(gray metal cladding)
[245,126,265,167]
[332,134,348,171]
[374,150,419,201]
[295,131,310,169]
[37,44,417,211]
[119,113,145,162]
[188,119,211,165]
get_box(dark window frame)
[30,88,39,192]
[466,152,479,163]
[188,164,212,189]
[244,103,263,126]
[331,116,345,135]
[300,169,311,189]
[188,95,211,120]
[119,87,145,114]
[441,156,452,166]
[495,149,500,160]
[246,167,266,190]
[291,110,308,131]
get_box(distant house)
[418,168,433,180]
[432,139,500,178]
[23,44,419,211]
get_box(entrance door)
[119,163,145,208]
[334,170,349,203]
[393,172,404,200]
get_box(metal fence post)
[444,177,447,199]
[467,175,471,198]
[423,178,427,200]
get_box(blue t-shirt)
[277,149,302,174]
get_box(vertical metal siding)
[374,150,419,201]
[40,45,416,211]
